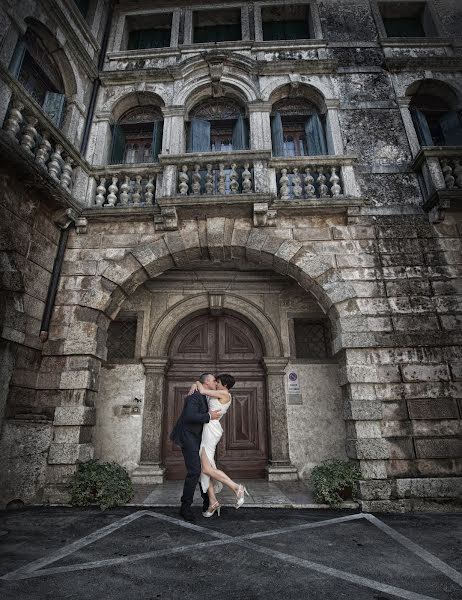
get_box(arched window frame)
[110,105,164,165]
[186,97,249,153]
[270,97,328,157]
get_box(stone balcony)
[412,146,462,223]
[83,150,363,229]
[0,71,89,222]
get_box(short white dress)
[199,395,232,494]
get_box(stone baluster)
[230,163,239,194]
[95,177,107,207]
[20,116,38,154]
[452,159,462,189]
[330,166,342,196]
[48,144,63,181]
[179,165,189,195]
[60,156,73,191]
[4,101,24,140]
[145,176,154,205]
[119,175,130,206]
[292,167,302,199]
[242,162,252,193]
[205,163,214,194]
[279,168,289,200]
[192,164,201,195]
[132,175,142,206]
[35,132,52,169]
[218,163,226,195]
[107,176,119,207]
[304,167,315,197]
[317,166,329,197]
[441,159,455,189]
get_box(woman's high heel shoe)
[235,484,249,509]
[203,501,221,518]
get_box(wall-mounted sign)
[287,370,302,404]
[288,370,301,394]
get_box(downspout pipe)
[40,3,114,341]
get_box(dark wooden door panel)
[162,313,268,480]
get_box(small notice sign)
[287,370,302,404]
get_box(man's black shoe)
[202,501,209,513]
[179,505,196,522]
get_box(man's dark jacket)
[170,390,210,447]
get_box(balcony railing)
[91,164,162,207]
[412,147,462,221]
[1,73,88,199]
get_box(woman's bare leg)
[207,483,218,507]
[201,449,239,495]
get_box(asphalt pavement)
[1,506,461,600]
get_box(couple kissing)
[170,372,249,522]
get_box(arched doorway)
[162,312,268,480]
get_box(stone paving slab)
[132,479,358,509]
[0,507,461,600]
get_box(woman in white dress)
[189,373,248,517]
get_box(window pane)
[383,17,425,37]
[294,319,329,359]
[107,319,137,360]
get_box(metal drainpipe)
[39,3,114,341]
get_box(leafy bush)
[310,459,361,505]
[69,460,133,510]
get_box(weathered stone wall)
[0,170,61,506]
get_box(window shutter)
[110,123,126,164]
[128,30,140,50]
[9,39,26,78]
[151,119,163,161]
[305,114,328,156]
[439,111,462,146]
[187,119,210,152]
[232,115,248,151]
[43,92,66,128]
[410,108,433,146]
[271,112,284,156]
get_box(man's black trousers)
[180,430,209,508]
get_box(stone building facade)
[0,0,461,511]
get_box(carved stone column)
[263,357,298,481]
[131,357,169,485]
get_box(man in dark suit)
[170,373,221,522]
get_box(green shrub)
[310,459,361,506]
[69,460,133,510]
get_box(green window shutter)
[383,17,425,38]
[43,92,66,128]
[284,20,307,40]
[305,114,328,156]
[439,111,462,146]
[128,30,140,50]
[410,108,433,146]
[151,120,163,161]
[110,123,126,164]
[232,115,248,151]
[9,39,26,78]
[187,119,210,152]
[271,112,284,156]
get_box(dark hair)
[199,373,215,384]
[216,373,235,390]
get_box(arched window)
[9,29,66,127]
[409,81,462,147]
[187,98,249,153]
[270,98,327,157]
[110,105,163,164]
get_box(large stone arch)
[97,223,366,343]
[147,293,283,358]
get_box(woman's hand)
[188,382,198,395]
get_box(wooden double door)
[162,314,268,480]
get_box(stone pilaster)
[131,357,169,484]
[263,357,298,481]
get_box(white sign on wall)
[287,370,302,404]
